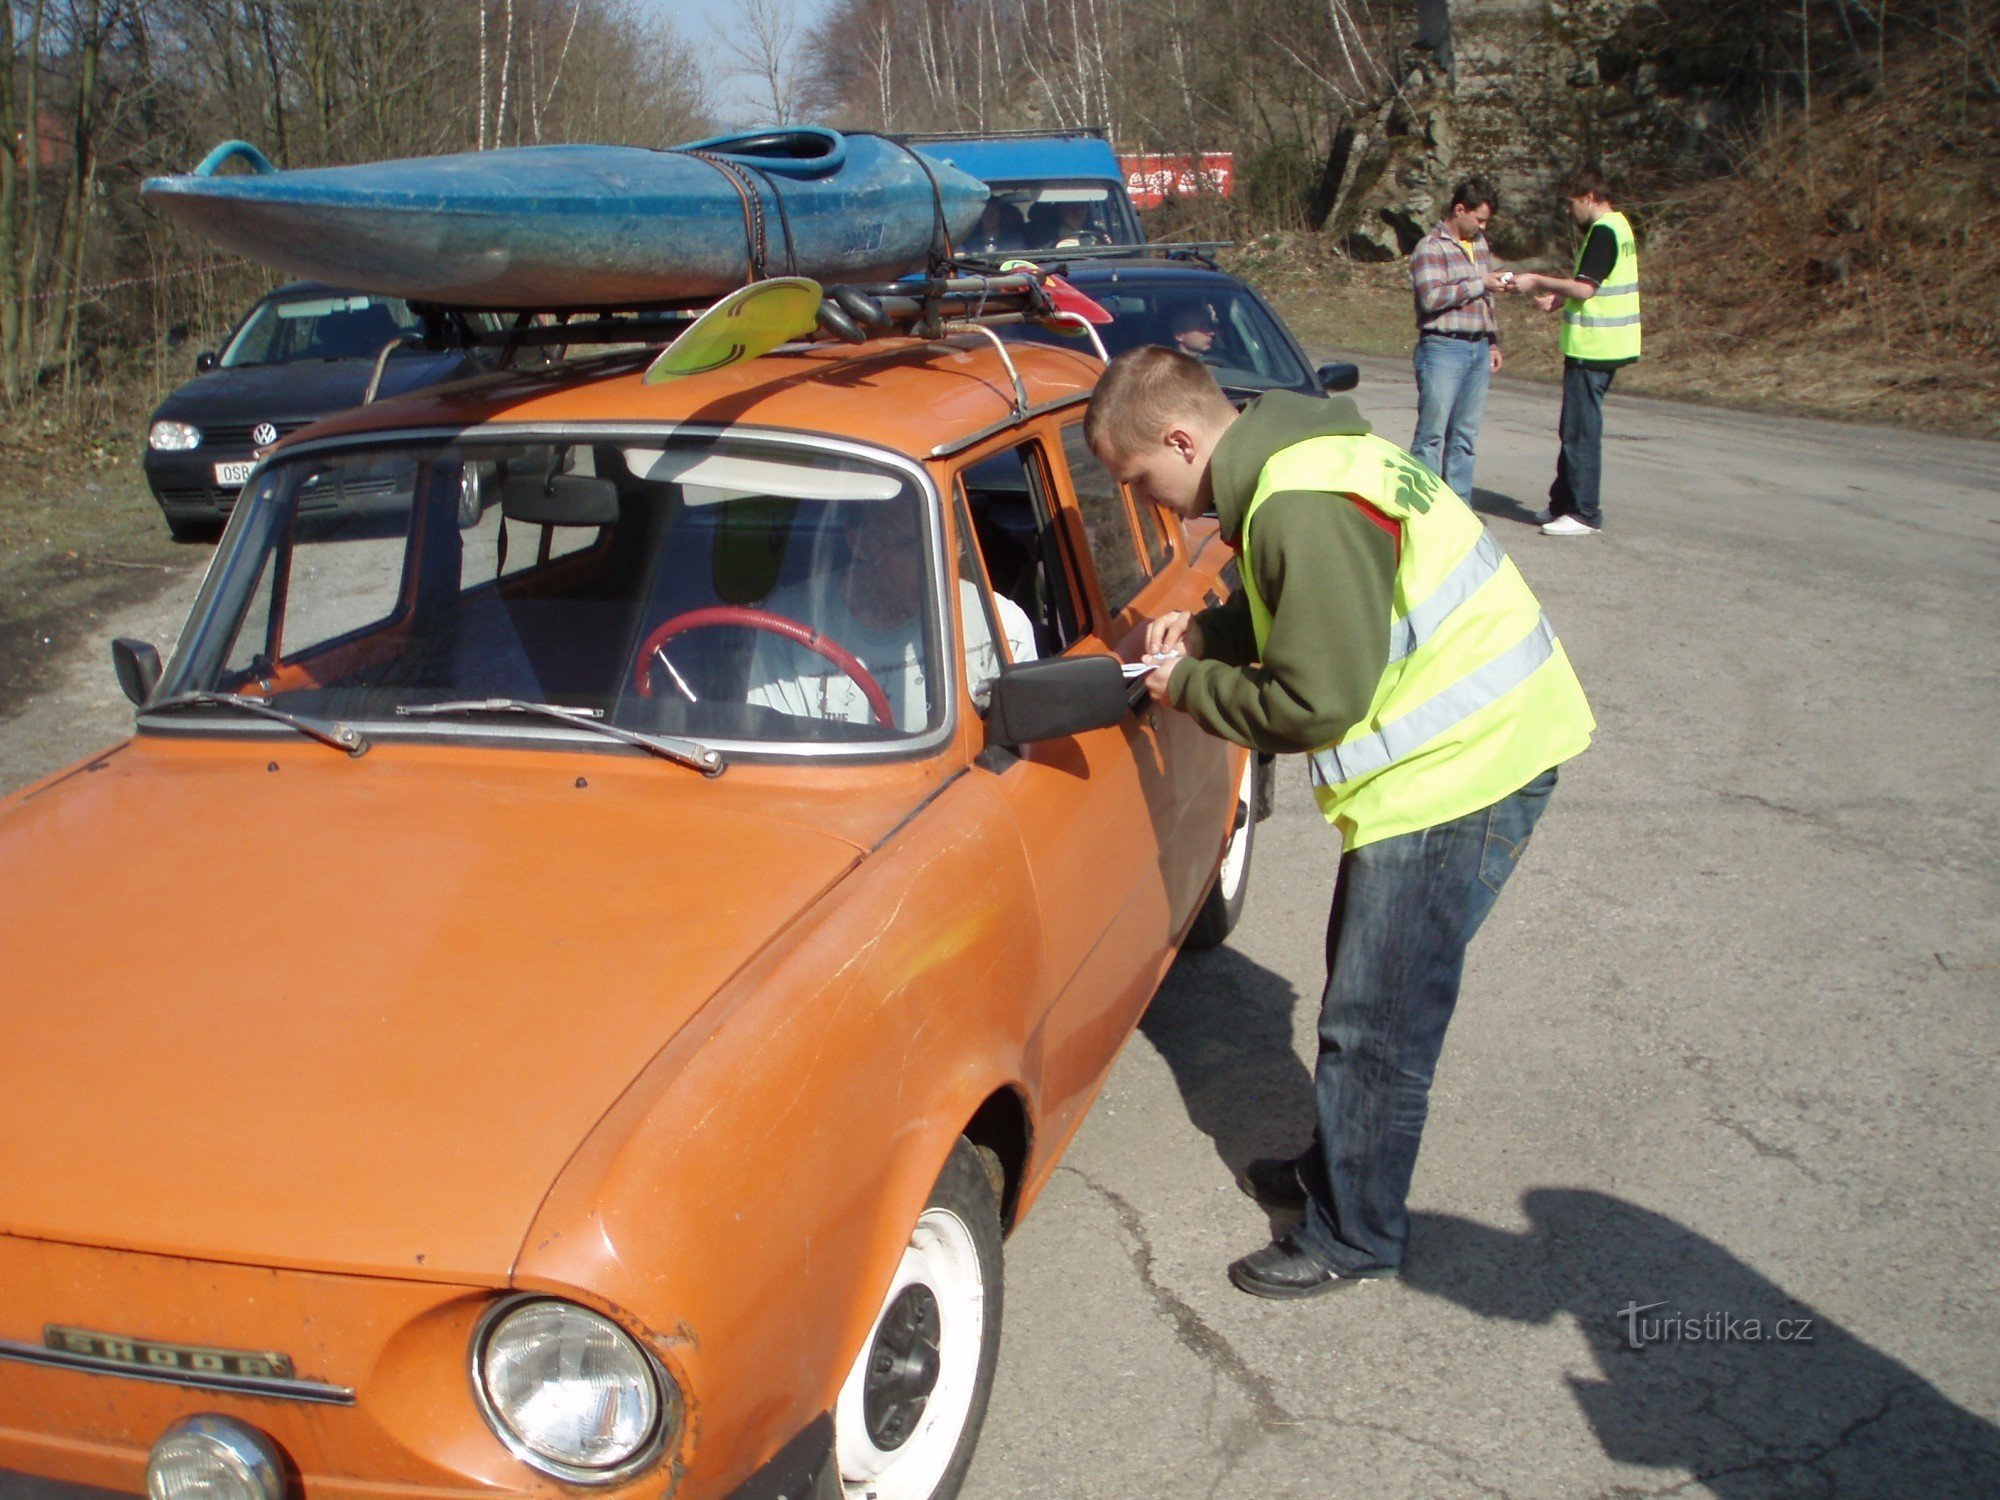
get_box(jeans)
[1294,768,1558,1275]
[1410,333,1492,502]
[1548,361,1617,527]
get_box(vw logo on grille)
[252,422,279,448]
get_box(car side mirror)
[194,351,219,374]
[984,655,1129,747]
[111,637,162,705]
[1317,362,1359,393]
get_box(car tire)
[457,461,491,529]
[1185,752,1257,950]
[164,515,222,544]
[833,1137,1003,1500]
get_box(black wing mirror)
[194,351,219,374]
[1317,361,1359,393]
[112,638,162,705]
[985,655,1129,748]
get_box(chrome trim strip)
[149,422,961,765]
[0,1337,355,1405]
[929,394,1090,459]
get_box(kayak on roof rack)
[141,127,990,310]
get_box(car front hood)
[0,741,868,1283]
[150,352,471,428]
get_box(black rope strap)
[879,135,958,277]
[676,149,770,281]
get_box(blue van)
[909,129,1143,254]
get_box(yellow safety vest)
[1239,434,1595,849]
[1560,209,1641,363]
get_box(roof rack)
[893,126,1111,144]
[409,264,1110,372]
[955,241,1232,271]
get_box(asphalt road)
[4,359,1997,1496]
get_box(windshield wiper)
[143,691,370,756]
[394,698,725,776]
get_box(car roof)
[261,280,380,301]
[287,335,1106,464]
[915,136,1124,185]
[1048,259,1241,286]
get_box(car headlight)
[149,421,202,451]
[473,1298,676,1482]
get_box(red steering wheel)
[633,605,896,727]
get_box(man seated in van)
[967,198,1028,255]
[746,498,1036,730]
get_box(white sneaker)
[1541,515,1598,536]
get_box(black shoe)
[1228,1237,1389,1300]
[1237,1155,1309,1209]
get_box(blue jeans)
[1294,768,1558,1275]
[1548,361,1617,527]
[1410,334,1492,501]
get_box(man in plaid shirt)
[1410,178,1511,501]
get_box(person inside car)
[745,498,1036,729]
[966,198,1028,255]
[1167,300,1220,360]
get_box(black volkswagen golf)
[142,282,492,541]
[995,256,1359,402]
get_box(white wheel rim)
[835,1206,986,1500]
[1217,756,1255,902]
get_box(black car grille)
[200,417,314,453]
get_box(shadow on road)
[1139,945,1315,1234]
[1140,952,2000,1493]
[1469,486,1546,527]
[1405,1189,2000,1495]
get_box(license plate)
[213,461,254,487]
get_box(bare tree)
[713,0,805,126]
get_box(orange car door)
[952,439,1172,1144]
[1051,416,1237,937]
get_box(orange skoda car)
[0,328,1261,1499]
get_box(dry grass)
[1226,59,2000,441]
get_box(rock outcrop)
[1323,0,1744,257]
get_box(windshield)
[221,292,424,368]
[155,435,950,752]
[1004,280,1310,394]
[961,180,1143,253]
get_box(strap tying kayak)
[732,161,800,278]
[677,149,771,281]
[880,136,958,277]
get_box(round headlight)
[475,1299,671,1481]
[145,1415,285,1500]
[149,420,202,451]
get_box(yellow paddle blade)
[643,276,824,384]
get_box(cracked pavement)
[1,360,1995,1498]
[962,360,2000,1497]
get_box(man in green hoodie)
[1087,346,1594,1299]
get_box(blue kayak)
[141,128,988,309]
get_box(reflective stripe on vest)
[1311,615,1555,786]
[1560,210,1641,362]
[1388,529,1504,663]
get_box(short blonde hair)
[1084,345,1236,458]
